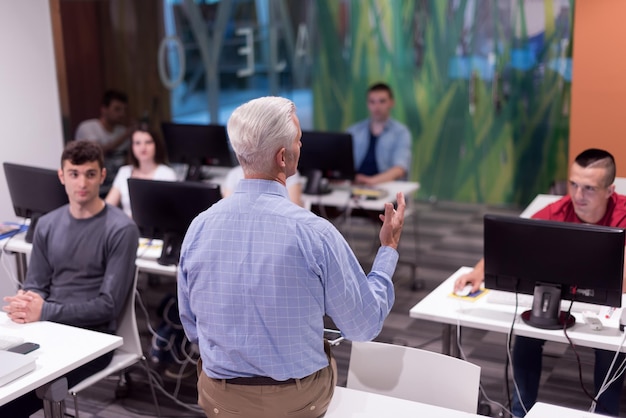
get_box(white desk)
[128,181,421,279]
[409,267,626,354]
[1,181,420,282]
[303,181,420,212]
[525,402,606,417]
[135,257,177,278]
[0,312,122,406]
[326,386,480,417]
[1,234,178,282]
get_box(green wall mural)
[312,0,572,207]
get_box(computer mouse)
[455,285,473,297]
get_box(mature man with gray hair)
[178,96,406,417]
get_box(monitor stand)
[521,283,575,330]
[158,233,182,266]
[24,213,43,243]
[303,170,332,195]
[186,163,203,182]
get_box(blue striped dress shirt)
[178,179,397,380]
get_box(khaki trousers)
[197,341,337,418]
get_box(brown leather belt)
[225,376,296,386]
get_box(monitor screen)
[128,178,221,265]
[161,122,235,180]
[298,130,355,193]
[484,214,624,329]
[3,162,68,243]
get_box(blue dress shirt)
[178,179,397,380]
[347,118,412,177]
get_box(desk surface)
[0,313,122,406]
[409,267,626,352]
[2,181,420,279]
[525,402,605,417]
[326,386,480,417]
[303,181,420,211]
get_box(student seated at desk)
[454,148,626,417]
[75,89,134,195]
[1,141,139,418]
[105,126,177,217]
[346,82,412,185]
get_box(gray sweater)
[24,203,139,333]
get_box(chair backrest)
[115,268,141,356]
[614,177,626,195]
[347,341,481,413]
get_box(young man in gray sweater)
[2,140,139,418]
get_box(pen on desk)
[606,307,616,319]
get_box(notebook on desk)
[0,350,36,387]
[351,187,388,200]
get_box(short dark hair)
[367,82,394,99]
[574,148,616,186]
[128,127,169,167]
[102,89,128,107]
[62,140,105,170]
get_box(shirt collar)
[234,179,289,199]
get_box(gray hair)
[227,96,298,175]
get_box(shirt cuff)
[372,246,399,278]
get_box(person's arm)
[37,224,139,327]
[105,167,128,209]
[2,290,43,323]
[100,126,133,154]
[453,258,485,293]
[355,166,406,185]
[2,219,56,323]
[105,186,122,208]
[323,193,406,341]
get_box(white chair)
[68,270,161,417]
[614,177,626,195]
[346,341,481,413]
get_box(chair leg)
[72,392,80,418]
[141,355,162,417]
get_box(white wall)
[0,1,64,297]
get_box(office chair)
[68,269,161,417]
[347,341,481,413]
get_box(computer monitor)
[3,162,68,243]
[161,122,235,181]
[128,178,221,266]
[298,130,355,194]
[484,214,625,329]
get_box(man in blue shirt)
[178,96,406,417]
[347,82,412,185]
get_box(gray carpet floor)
[33,199,626,417]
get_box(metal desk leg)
[14,252,27,283]
[441,324,460,358]
[3,250,28,283]
[35,377,67,418]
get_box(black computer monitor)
[3,162,69,243]
[161,122,235,181]
[298,130,355,194]
[484,214,625,329]
[128,178,221,265]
